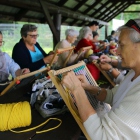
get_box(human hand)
[99,54,111,63]
[21,68,30,74]
[109,49,117,56]
[99,62,112,71]
[76,74,90,90]
[61,71,84,93]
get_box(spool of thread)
[0,101,31,131]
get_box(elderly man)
[62,19,140,140]
[12,24,58,72]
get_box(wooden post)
[53,13,61,49]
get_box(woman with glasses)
[62,19,140,140]
[12,24,58,72]
[0,31,30,91]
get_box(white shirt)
[84,70,140,140]
[54,39,78,68]
[0,52,20,81]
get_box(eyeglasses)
[27,34,39,38]
[125,19,140,33]
[0,41,5,45]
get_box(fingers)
[21,68,30,74]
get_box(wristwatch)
[108,67,113,73]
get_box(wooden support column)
[53,13,61,49]
[105,25,108,39]
[39,0,59,50]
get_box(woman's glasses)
[0,41,5,45]
[27,34,39,38]
[125,19,140,33]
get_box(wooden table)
[0,79,81,140]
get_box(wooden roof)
[0,0,138,26]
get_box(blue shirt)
[29,45,45,69]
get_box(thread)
[0,101,62,133]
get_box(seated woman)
[54,29,80,68]
[75,27,100,53]
[0,31,29,91]
[12,24,58,72]
[62,19,140,139]
[75,27,100,81]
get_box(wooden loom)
[74,46,92,63]
[93,60,116,87]
[49,46,75,68]
[0,67,49,96]
[0,47,75,96]
[48,61,110,140]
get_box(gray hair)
[65,29,79,37]
[117,19,140,43]
[20,24,37,37]
[78,26,92,40]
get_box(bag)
[30,77,68,118]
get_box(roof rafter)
[15,9,28,21]
[95,1,118,19]
[57,0,68,7]
[90,0,113,17]
[106,3,131,22]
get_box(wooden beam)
[69,1,86,26]
[106,3,131,22]
[105,25,108,38]
[61,17,68,23]
[39,0,59,45]
[57,0,68,6]
[0,0,42,13]
[53,13,61,49]
[70,20,78,26]
[90,0,112,17]
[96,1,118,19]
[15,9,28,21]
[100,1,126,21]
[83,1,99,14]
[73,1,86,11]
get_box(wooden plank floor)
[0,78,81,140]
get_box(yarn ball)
[86,63,100,81]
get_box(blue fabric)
[29,46,45,69]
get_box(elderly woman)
[54,29,79,68]
[62,19,140,140]
[75,27,100,80]
[12,24,57,72]
[75,27,100,53]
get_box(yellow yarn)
[0,101,31,131]
[0,101,62,133]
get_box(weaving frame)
[50,46,75,68]
[93,60,116,87]
[48,61,98,140]
[74,46,92,63]
[0,67,49,96]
